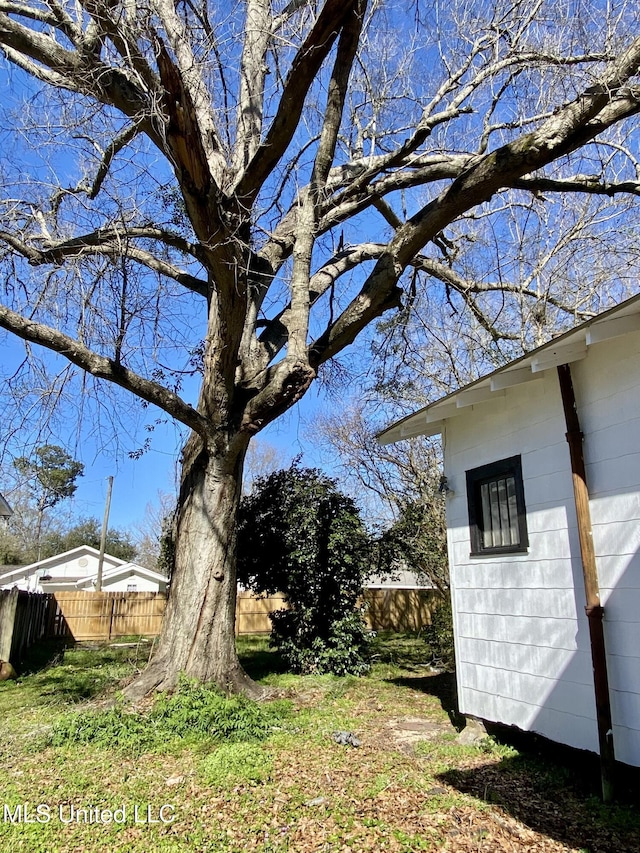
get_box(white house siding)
[99,573,162,592]
[43,552,120,580]
[0,551,121,591]
[444,368,601,757]
[379,297,640,766]
[569,333,640,766]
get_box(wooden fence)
[236,592,287,635]
[51,591,167,641]
[0,589,54,663]
[49,590,287,640]
[364,588,442,633]
[0,587,439,663]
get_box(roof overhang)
[77,562,169,588]
[0,493,13,518]
[377,293,640,446]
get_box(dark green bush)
[238,465,372,675]
[422,596,455,669]
[271,610,371,676]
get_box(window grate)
[466,456,528,555]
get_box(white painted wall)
[443,333,640,767]
[99,572,164,592]
[0,549,121,591]
[571,332,640,766]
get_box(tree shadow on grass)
[17,637,74,676]
[438,743,640,853]
[388,671,466,729]
[236,636,288,681]
[14,639,154,704]
[370,631,434,669]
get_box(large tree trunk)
[125,436,265,700]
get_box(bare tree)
[0,1,639,697]
[315,403,437,517]
[315,403,450,591]
[243,439,290,495]
[132,491,177,569]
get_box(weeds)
[2,635,639,853]
[199,742,273,788]
[47,676,291,753]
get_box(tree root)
[123,657,271,703]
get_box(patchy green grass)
[198,742,274,789]
[0,633,639,853]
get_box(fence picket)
[0,588,438,662]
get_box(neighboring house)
[378,293,640,769]
[0,545,168,593]
[366,567,433,591]
[0,492,13,518]
[365,568,439,633]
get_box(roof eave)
[377,292,640,445]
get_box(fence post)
[108,596,116,640]
[0,588,19,661]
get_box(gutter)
[557,363,616,802]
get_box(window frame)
[466,455,529,556]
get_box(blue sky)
[1,328,337,531]
[69,392,328,531]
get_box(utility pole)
[96,476,113,593]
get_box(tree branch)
[259,154,474,275]
[513,175,640,197]
[308,254,404,368]
[242,242,385,385]
[82,121,145,200]
[0,304,209,436]
[0,228,209,297]
[233,0,360,202]
[232,0,271,172]
[0,1,80,41]
[153,0,227,188]
[287,0,367,365]
[302,39,640,372]
[408,257,518,342]
[0,7,169,158]
[395,40,640,266]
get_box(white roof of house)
[0,493,13,517]
[75,562,168,589]
[0,545,124,583]
[378,292,640,445]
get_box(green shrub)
[422,596,455,669]
[238,465,372,676]
[271,610,372,676]
[47,677,291,752]
[49,704,152,751]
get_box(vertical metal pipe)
[557,364,615,802]
[96,476,114,594]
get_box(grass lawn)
[0,633,639,852]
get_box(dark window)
[466,456,528,555]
